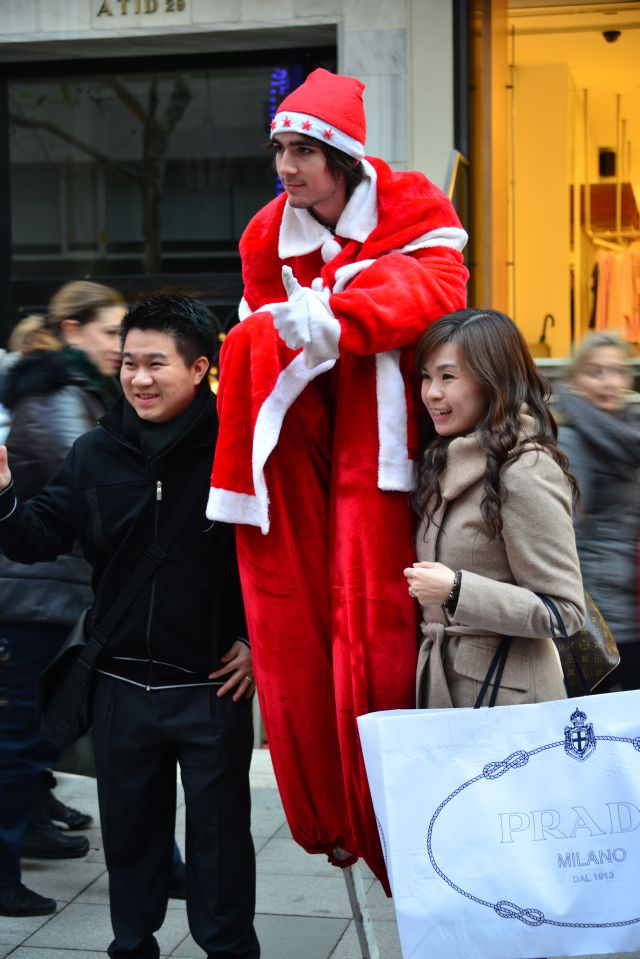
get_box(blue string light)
[269,67,291,195]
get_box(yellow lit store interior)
[494,1,640,357]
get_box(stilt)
[343,862,380,959]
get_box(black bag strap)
[474,636,511,708]
[536,593,591,697]
[90,468,211,646]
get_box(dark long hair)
[414,308,576,539]
[319,140,364,200]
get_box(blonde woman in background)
[7,314,61,355]
[556,331,640,691]
[0,282,125,917]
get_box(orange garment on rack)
[595,244,640,342]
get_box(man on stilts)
[208,68,468,893]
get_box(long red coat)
[209,156,468,892]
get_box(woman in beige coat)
[404,308,585,709]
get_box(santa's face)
[273,132,347,227]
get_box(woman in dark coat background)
[0,281,125,917]
[556,331,640,691]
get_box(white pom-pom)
[321,237,342,262]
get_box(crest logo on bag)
[564,707,596,762]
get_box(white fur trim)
[399,226,468,254]
[279,204,330,259]
[208,344,413,530]
[334,159,378,242]
[207,487,264,527]
[271,110,364,160]
[278,158,378,259]
[238,296,252,321]
[375,351,416,492]
[332,259,376,294]
[250,352,337,532]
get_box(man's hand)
[0,446,12,491]
[271,266,312,350]
[208,640,256,701]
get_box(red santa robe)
[208,156,468,892]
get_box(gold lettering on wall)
[95,0,186,17]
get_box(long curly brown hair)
[414,308,576,539]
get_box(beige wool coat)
[416,421,585,709]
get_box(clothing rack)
[583,91,640,252]
[589,233,639,253]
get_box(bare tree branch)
[9,111,142,185]
[162,76,192,135]
[101,77,147,125]
[10,74,193,275]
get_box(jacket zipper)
[145,478,162,691]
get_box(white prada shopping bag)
[358,691,640,959]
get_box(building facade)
[0,0,460,339]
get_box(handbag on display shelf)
[36,469,206,748]
[537,592,620,697]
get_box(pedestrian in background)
[0,281,125,917]
[405,308,584,708]
[0,314,60,444]
[556,331,640,691]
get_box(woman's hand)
[403,562,455,607]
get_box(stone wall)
[0,0,456,185]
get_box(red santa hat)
[270,68,366,160]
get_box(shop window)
[7,57,329,283]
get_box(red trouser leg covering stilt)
[234,345,417,894]
[330,354,418,890]
[236,372,356,858]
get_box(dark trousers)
[91,675,259,959]
[0,621,67,886]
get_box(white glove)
[271,266,312,350]
[272,267,341,365]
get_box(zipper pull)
[156,481,162,501]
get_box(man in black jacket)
[0,295,259,959]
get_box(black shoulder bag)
[37,470,210,748]
[537,592,620,698]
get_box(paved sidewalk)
[0,750,400,959]
[2,751,638,959]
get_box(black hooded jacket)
[0,384,246,676]
[0,348,116,626]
